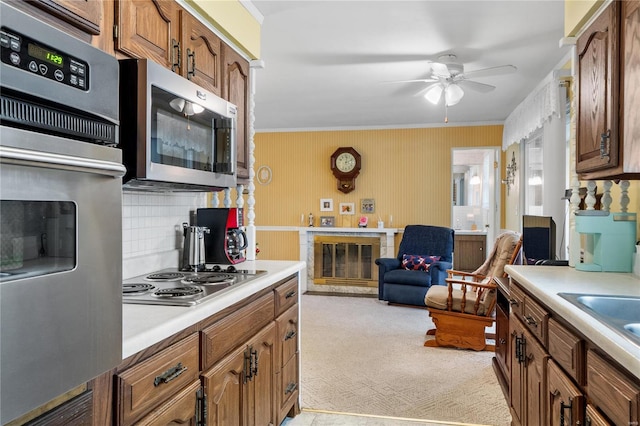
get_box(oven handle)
[0,146,126,177]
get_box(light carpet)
[298,294,511,426]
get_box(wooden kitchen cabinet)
[586,349,640,426]
[114,0,181,70]
[114,333,201,425]
[201,322,277,426]
[576,0,640,180]
[492,277,510,398]
[181,12,223,96]
[222,43,251,181]
[505,277,640,426]
[547,360,584,426]
[585,404,613,426]
[547,317,585,386]
[453,233,486,272]
[510,316,548,426]
[134,381,201,426]
[30,0,101,35]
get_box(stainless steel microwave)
[119,59,237,191]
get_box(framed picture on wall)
[360,198,375,213]
[320,198,334,211]
[320,216,335,227]
[339,202,355,215]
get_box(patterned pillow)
[401,254,441,271]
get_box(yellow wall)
[564,0,604,36]
[253,126,505,260]
[189,0,261,58]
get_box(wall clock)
[330,147,361,193]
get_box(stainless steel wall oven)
[0,3,124,423]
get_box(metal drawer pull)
[524,315,538,327]
[285,290,296,299]
[285,330,297,341]
[508,298,519,306]
[154,362,187,386]
[285,382,298,395]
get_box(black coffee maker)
[196,207,247,264]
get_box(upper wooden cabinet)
[31,0,101,35]
[181,13,222,96]
[114,0,181,69]
[222,44,251,181]
[576,1,640,180]
[576,1,620,177]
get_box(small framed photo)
[339,202,355,215]
[360,198,375,214]
[320,216,335,227]
[320,198,334,212]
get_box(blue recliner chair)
[376,225,454,306]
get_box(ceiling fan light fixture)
[445,83,464,106]
[424,84,443,105]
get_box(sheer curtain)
[502,68,569,260]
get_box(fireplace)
[298,227,398,295]
[313,236,380,287]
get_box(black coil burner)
[182,274,235,285]
[153,287,203,298]
[123,283,156,294]
[146,272,184,281]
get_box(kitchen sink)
[558,293,640,346]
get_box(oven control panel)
[0,27,90,91]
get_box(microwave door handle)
[0,146,126,178]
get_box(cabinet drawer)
[277,304,299,368]
[116,333,200,426]
[275,276,298,317]
[201,292,275,370]
[278,354,299,423]
[521,290,548,345]
[548,318,585,385]
[587,350,640,426]
[135,380,200,426]
[509,282,525,318]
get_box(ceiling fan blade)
[295,53,432,66]
[463,65,517,79]
[457,80,496,93]
[382,78,439,84]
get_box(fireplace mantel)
[299,227,399,294]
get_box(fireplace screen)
[313,236,380,287]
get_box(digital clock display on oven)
[28,43,63,68]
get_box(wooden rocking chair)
[423,230,522,351]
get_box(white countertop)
[122,260,306,359]
[504,265,640,379]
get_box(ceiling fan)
[394,54,517,107]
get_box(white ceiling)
[250,1,570,132]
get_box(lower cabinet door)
[202,345,246,426]
[201,322,276,426]
[547,360,584,426]
[246,323,277,426]
[278,353,299,424]
[135,381,200,426]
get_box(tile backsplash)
[122,190,207,259]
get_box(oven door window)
[0,201,76,281]
[150,86,233,174]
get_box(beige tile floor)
[281,409,498,426]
